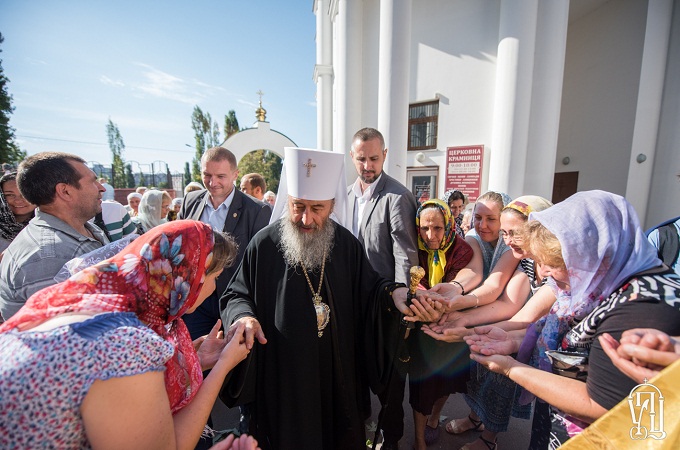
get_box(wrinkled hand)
[227,317,267,351]
[402,290,445,323]
[210,433,260,450]
[464,326,516,356]
[421,322,472,342]
[469,352,517,377]
[599,330,680,384]
[392,288,442,323]
[195,320,227,370]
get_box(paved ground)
[212,388,532,449]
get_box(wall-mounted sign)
[407,167,438,206]
[445,145,484,202]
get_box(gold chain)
[300,251,326,300]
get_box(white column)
[335,0,363,155]
[314,0,334,151]
[488,0,538,199]
[625,0,673,222]
[523,0,569,198]
[378,0,412,184]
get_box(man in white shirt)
[178,147,271,340]
[347,127,418,449]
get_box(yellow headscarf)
[417,199,455,287]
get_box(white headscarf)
[137,189,167,232]
[529,190,661,307]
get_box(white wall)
[406,0,500,196]
[556,0,647,194]
[645,0,680,228]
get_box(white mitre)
[270,147,350,229]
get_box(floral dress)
[0,312,173,448]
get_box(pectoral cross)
[303,158,316,177]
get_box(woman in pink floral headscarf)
[0,220,259,449]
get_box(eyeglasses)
[499,229,523,242]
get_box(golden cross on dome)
[256,90,264,103]
[303,158,316,177]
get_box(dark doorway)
[552,172,579,203]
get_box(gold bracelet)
[469,292,479,308]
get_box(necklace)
[300,253,330,337]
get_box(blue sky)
[0,0,317,173]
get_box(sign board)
[445,145,484,202]
[408,168,438,206]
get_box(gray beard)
[279,217,336,270]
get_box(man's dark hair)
[351,127,385,151]
[242,173,266,193]
[17,152,86,206]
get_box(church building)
[313,0,680,227]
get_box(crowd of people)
[0,133,678,450]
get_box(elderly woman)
[424,195,553,450]
[0,172,36,253]
[0,221,259,449]
[132,189,172,234]
[167,198,183,221]
[409,199,474,450]
[184,181,204,195]
[125,192,142,217]
[465,191,680,446]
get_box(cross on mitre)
[303,158,317,177]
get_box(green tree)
[224,110,240,138]
[125,163,135,188]
[106,119,126,188]
[184,162,191,186]
[237,150,283,193]
[0,33,26,165]
[190,106,221,181]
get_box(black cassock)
[220,220,402,450]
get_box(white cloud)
[24,57,47,66]
[100,75,125,87]
[237,98,258,109]
[132,63,229,105]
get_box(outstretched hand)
[426,283,465,312]
[464,325,517,356]
[599,329,680,384]
[421,322,472,342]
[195,320,228,370]
[469,352,518,377]
[221,322,250,368]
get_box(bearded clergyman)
[219,147,436,450]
